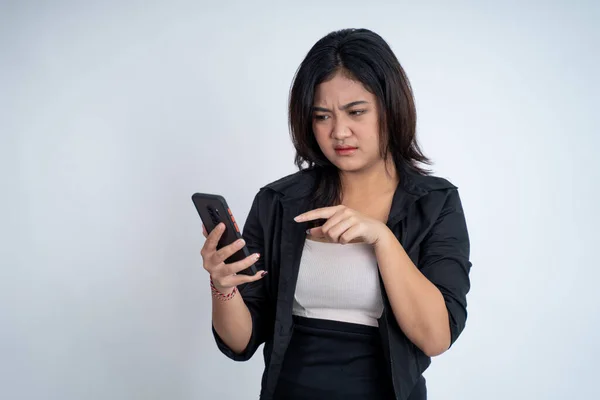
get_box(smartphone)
[191,193,258,276]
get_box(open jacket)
[212,167,472,400]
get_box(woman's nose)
[331,120,351,140]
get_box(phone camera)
[207,205,220,226]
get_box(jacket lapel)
[278,195,310,307]
[386,167,429,228]
[266,194,310,384]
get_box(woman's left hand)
[294,205,390,246]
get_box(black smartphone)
[191,193,258,276]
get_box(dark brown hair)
[288,28,431,209]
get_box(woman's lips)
[334,147,358,155]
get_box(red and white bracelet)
[210,277,237,301]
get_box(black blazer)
[212,167,472,400]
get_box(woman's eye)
[314,114,330,121]
[349,109,366,116]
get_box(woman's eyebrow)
[312,100,369,112]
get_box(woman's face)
[312,72,383,173]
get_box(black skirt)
[272,316,426,399]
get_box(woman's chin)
[329,157,388,175]
[331,159,367,173]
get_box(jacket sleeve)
[212,191,274,361]
[419,189,472,347]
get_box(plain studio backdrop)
[1,1,599,399]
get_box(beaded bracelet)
[210,277,237,301]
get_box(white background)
[2,1,599,399]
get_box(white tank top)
[292,238,384,327]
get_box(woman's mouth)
[334,146,358,156]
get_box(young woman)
[201,28,472,400]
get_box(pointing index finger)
[294,206,340,222]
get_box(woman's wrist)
[373,223,395,251]
[210,276,237,300]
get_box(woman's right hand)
[201,222,265,293]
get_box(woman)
[201,28,472,400]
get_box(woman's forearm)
[375,228,451,357]
[212,290,254,354]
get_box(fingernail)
[305,229,311,235]
[238,239,245,245]
[255,253,260,259]
[294,216,302,222]
[261,271,268,277]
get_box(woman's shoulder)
[403,169,459,194]
[401,170,465,212]
[256,168,317,199]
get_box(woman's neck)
[339,158,399,202]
